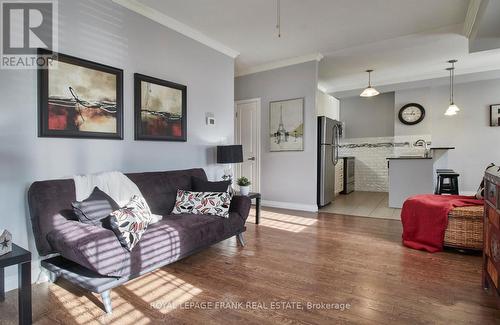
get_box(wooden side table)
[237,192,261,224]
[0,244,32,325]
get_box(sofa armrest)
[46,220,127,276]
[229,196,251,223]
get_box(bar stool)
[435,170,460,195]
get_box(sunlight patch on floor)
[256,210,318,233]
[48,269,202,323]
[125,269,202,314]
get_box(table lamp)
[217,145,243,184]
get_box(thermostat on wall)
[206,113,216,126]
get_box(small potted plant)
[237,177,251,196]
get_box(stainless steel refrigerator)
[317,116,343,207]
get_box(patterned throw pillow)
[172,190,232,218]
[109,195,152,251]
[172,190,198,214]
[192,191,232,218]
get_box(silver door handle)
[248,157,256,161]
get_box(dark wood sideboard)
[483,167,500,306]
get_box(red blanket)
[401,194,483,253]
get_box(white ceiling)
[129,0,500,92]
[320,24,500,94]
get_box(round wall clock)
[398,103,425,125]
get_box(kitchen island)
[387,148,455,208]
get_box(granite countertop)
[386,157,433,160]
[429,147,455,150]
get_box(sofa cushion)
[47,210,246,277]
[126,171,196,215]
[109,196,153,251]
[71,187,120,227]
[46,220,128,277]
[192,177,231,192]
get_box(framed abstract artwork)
[269,98,304,152]
[490,104,500,127]
[134,73,187,141]
[38,49,123,139]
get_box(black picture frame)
[398,103,425,125]
[490,104,500,127]
[38,49,123,139]
[134,73,187,142]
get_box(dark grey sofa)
[27,168,251,313]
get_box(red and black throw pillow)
[109,195,153,251]
[172,190,232,218]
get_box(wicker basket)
[444,205,484,250]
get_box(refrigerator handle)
[334,127,338,165]
[332,125,337,164]
[336,126,339,165]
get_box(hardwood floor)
[1,208,499,324]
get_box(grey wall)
[395,78,500,193]
[0,0,234,291]
[340,92,395,138]
[235,61,318,208]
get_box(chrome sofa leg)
[47,271,58,283]
[101,290,113,314]
[236,233,245,247]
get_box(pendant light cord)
[451,62,455,104]
[449,68,452,104]
[276,0,281,38]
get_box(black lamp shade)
[217,145,243,164]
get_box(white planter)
[239,185,250,196]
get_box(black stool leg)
[438,176,444,195]
[453,177,459,195]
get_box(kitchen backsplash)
[339,135,432,192]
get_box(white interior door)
[235,99,261,193]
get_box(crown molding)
[463,0,484,37]
[236,53,324,77]
[112,0,240,58]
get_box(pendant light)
[445,60,460,116]
[360,70,380,97]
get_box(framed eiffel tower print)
[269,98,304,152]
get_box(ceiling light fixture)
[360,69,380,97]
[276,0,281,38]
[445,60,460,116]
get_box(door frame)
[234,98,261,193]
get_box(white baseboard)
[261,200,318,212]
